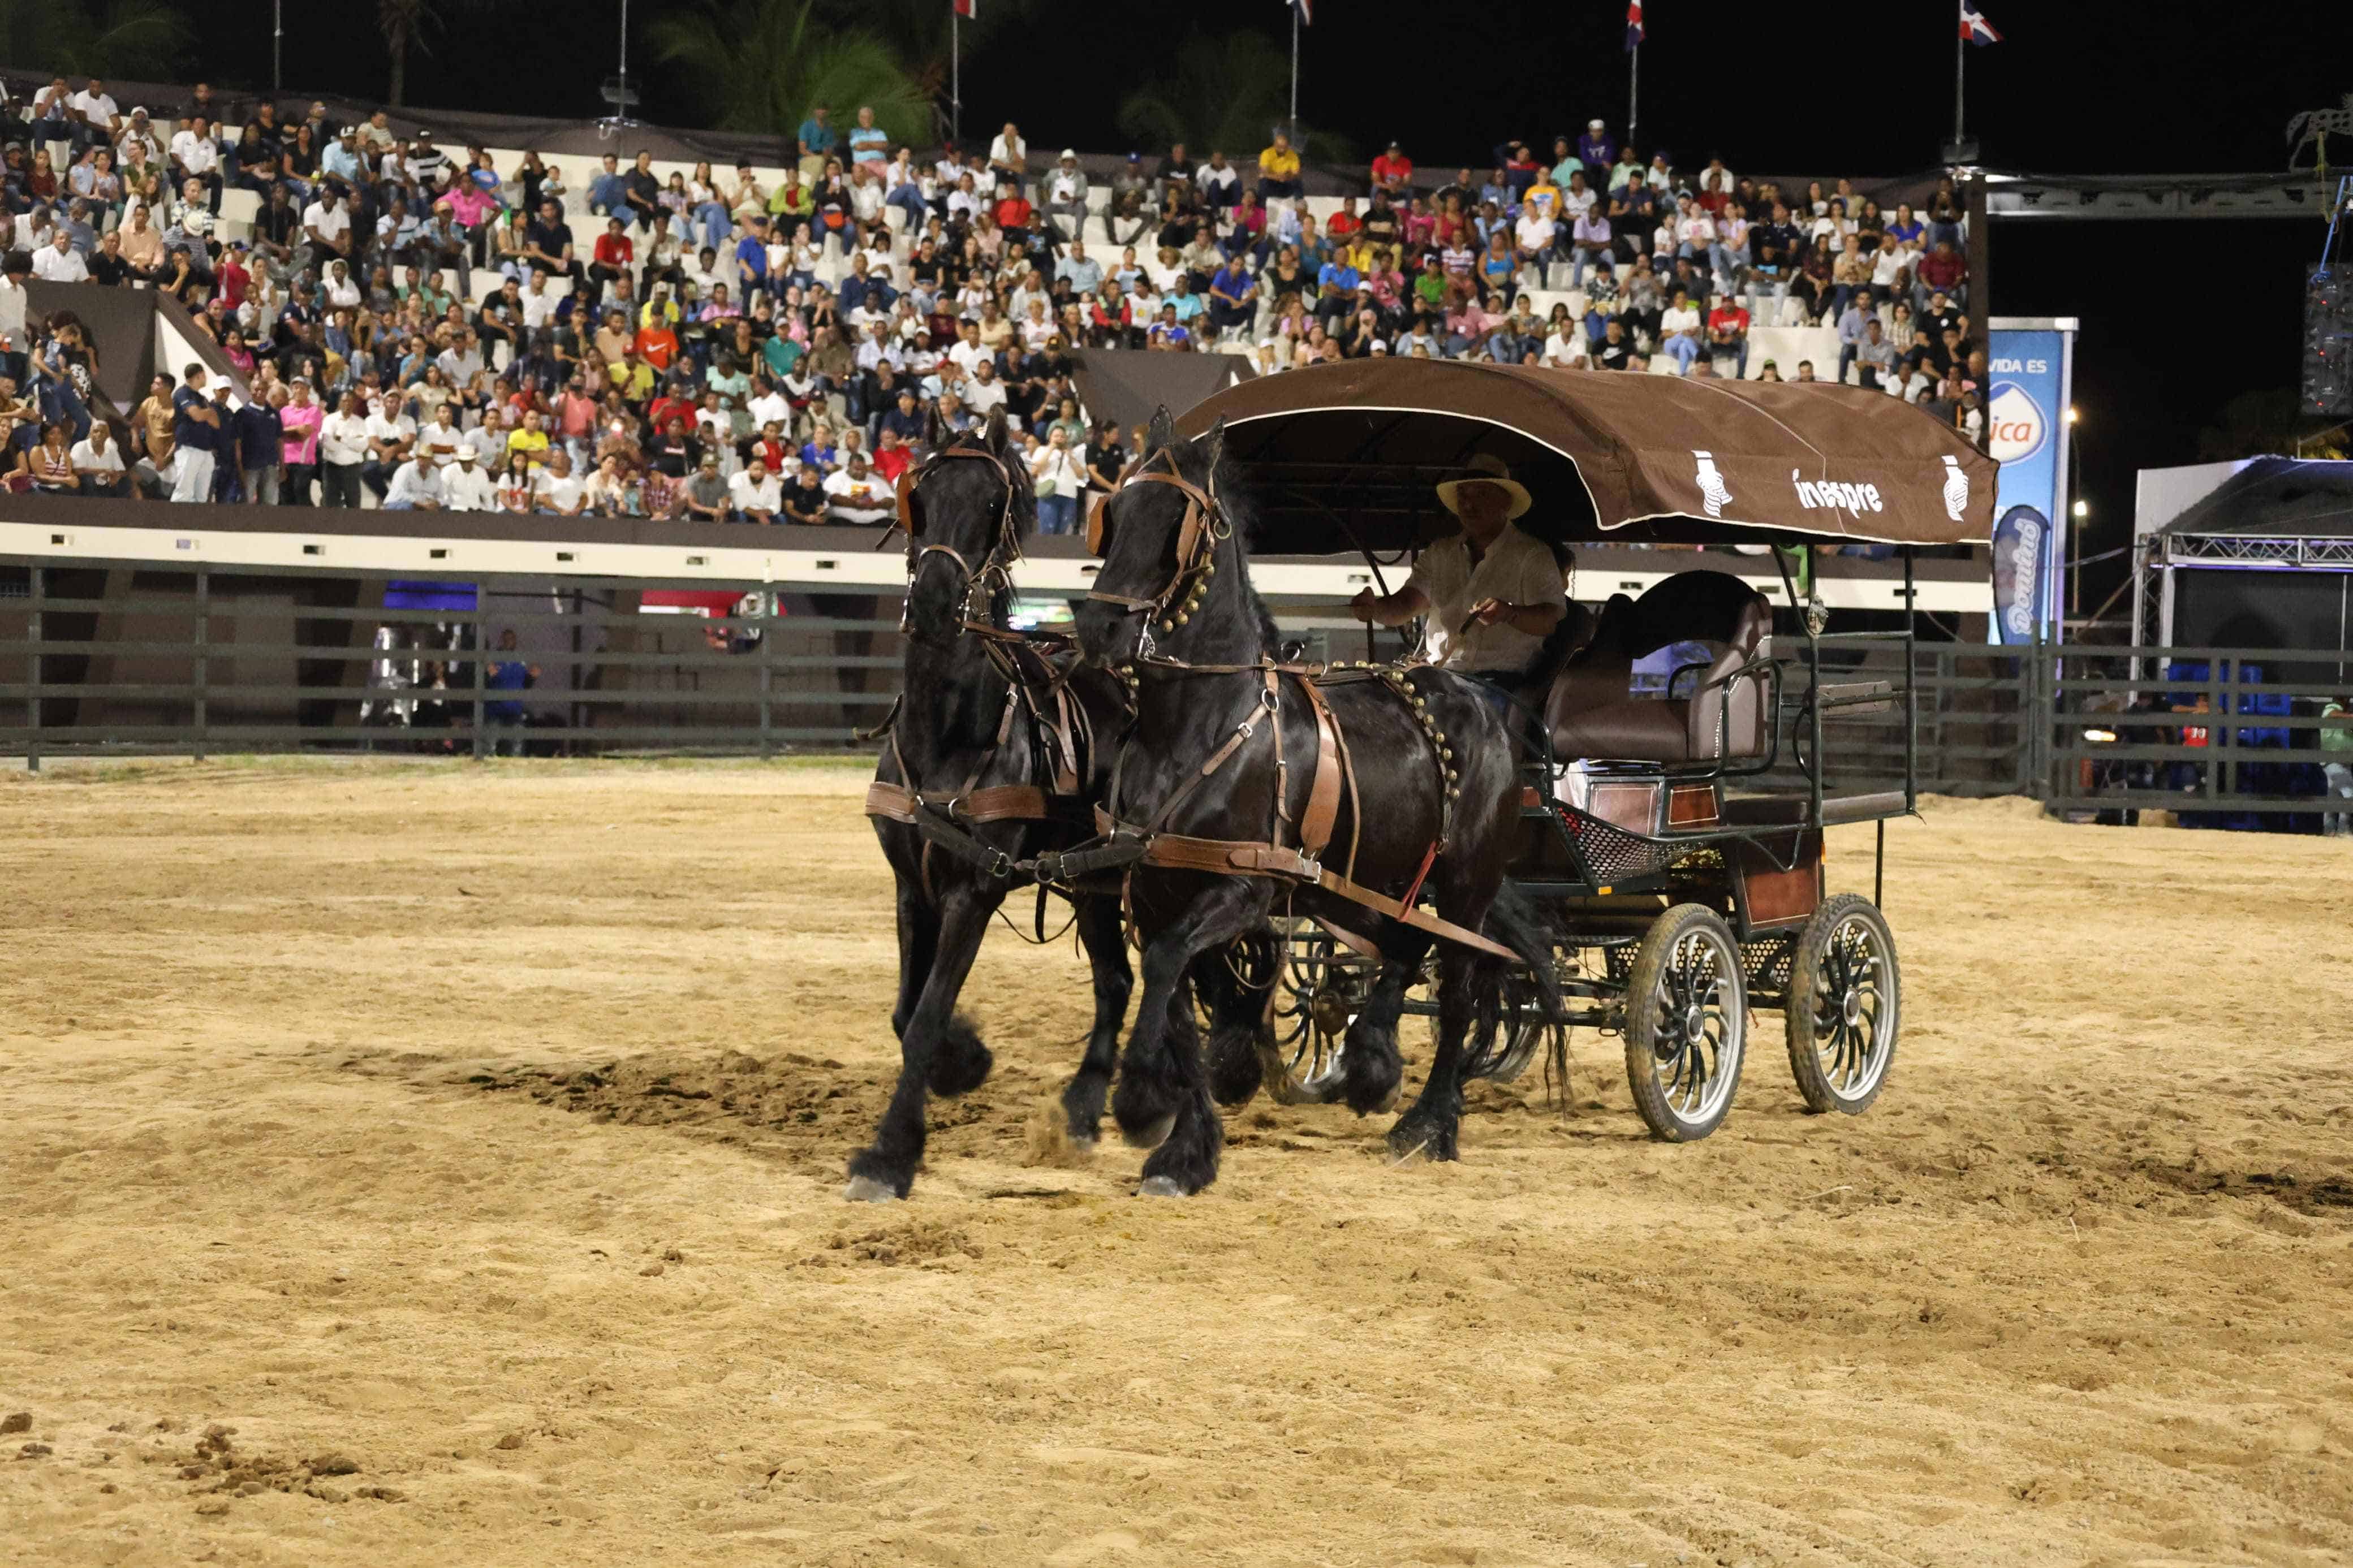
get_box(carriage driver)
[1348,452,1567,703]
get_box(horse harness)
[1065,451,1518,963]
[863,442,1096,900]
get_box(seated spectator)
[1258,130,1303,200]
[730,455,782,522]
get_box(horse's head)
[899,409,1033,645]
[1075,407,1239,668]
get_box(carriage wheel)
[1783,894,1900,1115]
[1622,904,1747,1142]
[1259,920,1369,1104]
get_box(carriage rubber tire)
[1622,903,1748,1143]
[1783,893,1901,1116]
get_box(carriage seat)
[1545,572,1774,766]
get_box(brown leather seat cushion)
[1551,696,1696,763]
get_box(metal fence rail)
[6,555,2348,828]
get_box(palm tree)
[649,0,930,148]
[0,0,191,80]
[1115,29,1352,167]
[376,0,437,107]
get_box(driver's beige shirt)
[1404,523,1566,673]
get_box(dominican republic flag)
[1959,2,2001,44]
[1288,0,1311,24]
[1624,0,1643,50]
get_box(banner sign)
[1990,504,2052,646]
[1986,326,2074,640]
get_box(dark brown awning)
[1174,360,1997,552]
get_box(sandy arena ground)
[1,759,2349,1567]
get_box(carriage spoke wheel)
[1454,964,1555,1085]
[1784,894,1900,1115]
[1623,904,1747,1142]
[1260,920,1368,1105]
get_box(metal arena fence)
[3,558,2347,828]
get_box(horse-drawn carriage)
[1162,361,1998,1143]
[855,359,1993,1201]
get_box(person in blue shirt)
[1577,119,1615,172]
[797,107,837,166]
[1206,256,1255,336]
[168,364,225,503]
[1313,254,1361,329]
[734,214,770,297]
[587,153,626,217]
[1549,136,1584,188]
[845,106,888,167]
[484,629,537,755]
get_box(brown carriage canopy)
[1172,360,1997,552]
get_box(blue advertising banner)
[1990,505,2053,646]
[1986,325,2074,640]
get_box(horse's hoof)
[1121,1113,1176,1151]
[1066,1134,1097,1157]
[1135,1175,1190,1198]
[842,1175,902,1204]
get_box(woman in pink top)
[437,181,497,233]
[278,379,326,505]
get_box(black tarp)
[1070,349,1251,440]
[2156,457,2353,541]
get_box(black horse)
[1072,412,1558,1196]
[848,415,1268,1202]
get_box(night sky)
[245,0,2343,608]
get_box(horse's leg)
[846,888,996,1201]
[1117,879,1268,1196]
[1059,894,1134,1148]
[1387,941,1476,1163]
[1200,937,1269,1108]
[890,872,938,1041]
[1342,938,1428,1116]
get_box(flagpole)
[1952,4,1964,147]
[951,5,962,146]
[1628,40,1640,154]
[1288,4,1299,129]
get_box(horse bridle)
[895,441,1023,634]
[1084,450,1229,654]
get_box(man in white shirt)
[520,271,559,330]
[383,453,442,509]
[303,190,353,264]
[317,391,372,507]
[442,443,498,511]
[822,453,895,525]
[961,358,1007,416]
[745,382,792,433]
[31,230,88,282]
[986,123,1027,187]
[534,450,587,515]
[70,420,127,497]
[1348,455,1565,688]
[729,457,782,524]
[68,79,120,149]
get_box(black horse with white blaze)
[1073,412,1559,1196]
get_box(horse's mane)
[1165,429,1282,654]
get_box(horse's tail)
[1462,878,1567,1087]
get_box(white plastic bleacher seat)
[217,187,261,244]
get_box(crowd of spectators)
[0,74,1986,522]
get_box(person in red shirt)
[1370,141,1414,197]
[591,216,634,288]
[1325,196,1362,243]
[213,245,250,308]
[635,318,680,372]
[1706,297,1751,378]
[870,426,912,484]
[993,183,1033,247]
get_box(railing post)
[27,563,40,774]
[193,568,209,764]
[471,606,487,761]
[757,590,774,761]
[2206,659,2224,802]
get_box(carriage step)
[1817,790,1908,826]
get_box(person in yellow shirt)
[1259,129,1302,200]
[609,351,656,403]
[505,409,551,472]
[638,285,682,333]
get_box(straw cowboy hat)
[1434,453,1532,520]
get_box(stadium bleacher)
[0,71,1979,519]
